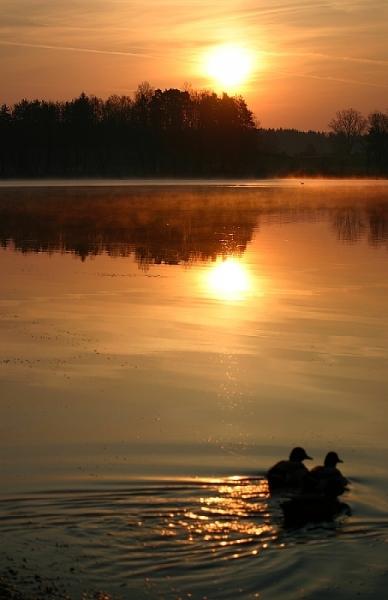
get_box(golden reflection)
[170,477,278,557]
[205,258,252,301]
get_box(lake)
[1,180,388,599]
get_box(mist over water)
[1,181,388,599]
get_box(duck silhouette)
[281,451,350,527]
[310,451,348,496]
[266,447,312,491]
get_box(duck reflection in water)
[280,451,351,528]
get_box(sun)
[204,44,254,90]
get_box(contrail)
[263,49,388,67]
[297,73,388,89]
[0,40,153,59]
[2,40,387,70]
[270,71,388,89]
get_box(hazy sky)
[1,0,387,129]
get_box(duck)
[266,447,313,491]
[281,451,350,527]
[309,451,348,496]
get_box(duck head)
[289,447,313,462]
[324,451,343,467]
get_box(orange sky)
[1,0,387,129]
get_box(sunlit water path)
[1,181,388,598]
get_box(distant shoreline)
[0,177,387,189]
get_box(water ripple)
[1,476,388,598]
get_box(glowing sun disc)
[205,45,254,88]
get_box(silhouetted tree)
[1,88,386,178]
[367,111,388,174]
[329,108,367,156]
[0,104,12,175]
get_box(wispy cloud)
[294,73,388,89]
[1,0,387,127]
[0,40,153,59]
[264,50,388,68]
[252,68,388,90]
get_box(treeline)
[0,85,387,177]
[258,108,388,176]
[0,84,256,177]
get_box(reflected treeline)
[1,186,388,265]
[331,203,388,245]
[0,187,260,266]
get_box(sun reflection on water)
[205,258,252,301]
[162,477,278,559]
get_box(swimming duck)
[266,447,313,491]
[310,451,348,496]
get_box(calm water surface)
[1,180,388,599]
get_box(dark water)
[1,180,388,598]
